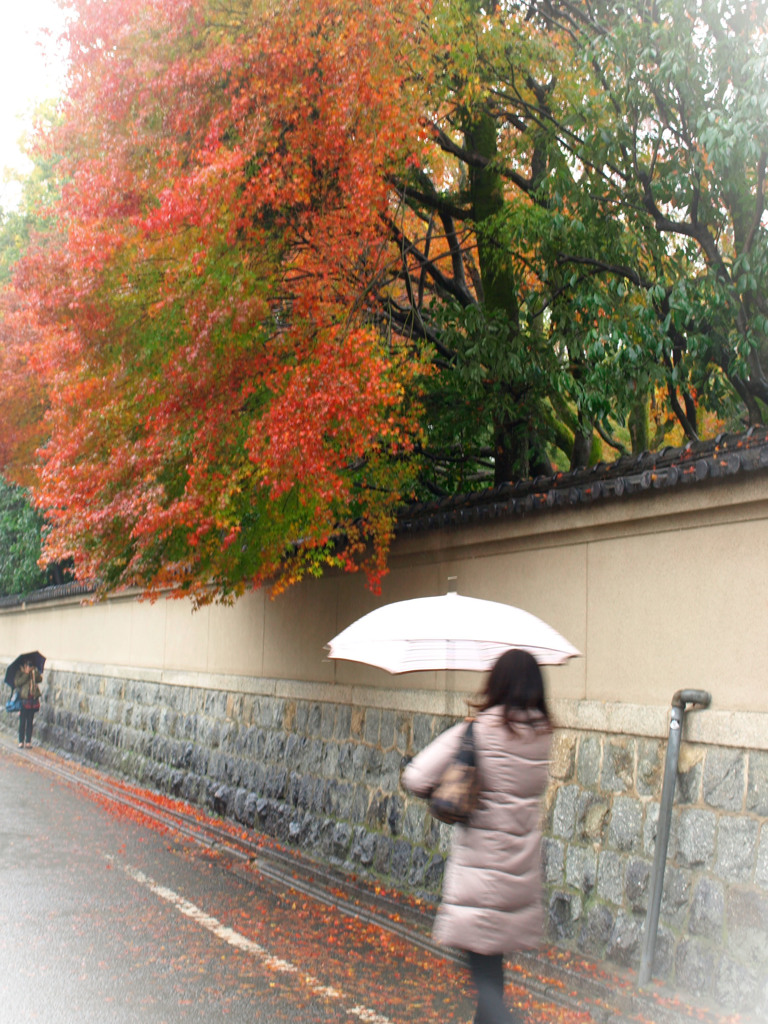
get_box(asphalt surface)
[0,738,746,1024]
[0,744,409,1022]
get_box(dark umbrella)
[4,651,46,689]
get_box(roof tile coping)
[397,426,768,534]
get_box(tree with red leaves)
[2,0,767,602]
[2,0,429,603]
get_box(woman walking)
[14,659,42,748]
[401,648,552,1023]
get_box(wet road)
[0,742,729,1024]
[0,743,478,1024]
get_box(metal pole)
[638,689,711,987]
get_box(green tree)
[0,477,47,598]
[0,0,765,602]
[384,0,767,493]
[580,0,768,432]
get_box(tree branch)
[556,252,653,290]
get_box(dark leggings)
[468,951,517,1024]
[18,708,35,745]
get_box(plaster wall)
[2,474,768,1015]
[2,475,767,747]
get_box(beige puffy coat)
[402,705,551,954]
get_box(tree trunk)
[464,111,529,483]
[628,397,650,453]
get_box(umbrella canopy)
[326,593,581,674]
[4,651,46,689]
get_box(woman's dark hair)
[470,648,551,731]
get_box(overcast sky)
[0,0,68,208]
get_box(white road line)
[118,860,396,1024]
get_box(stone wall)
[543,730,768,1015]
[6,665,765,1018]
[25,667,449,888]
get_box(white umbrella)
[326,592,581,673]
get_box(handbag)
[5,692,21,713]
[427,719,481,825]
[21,698,40,712]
